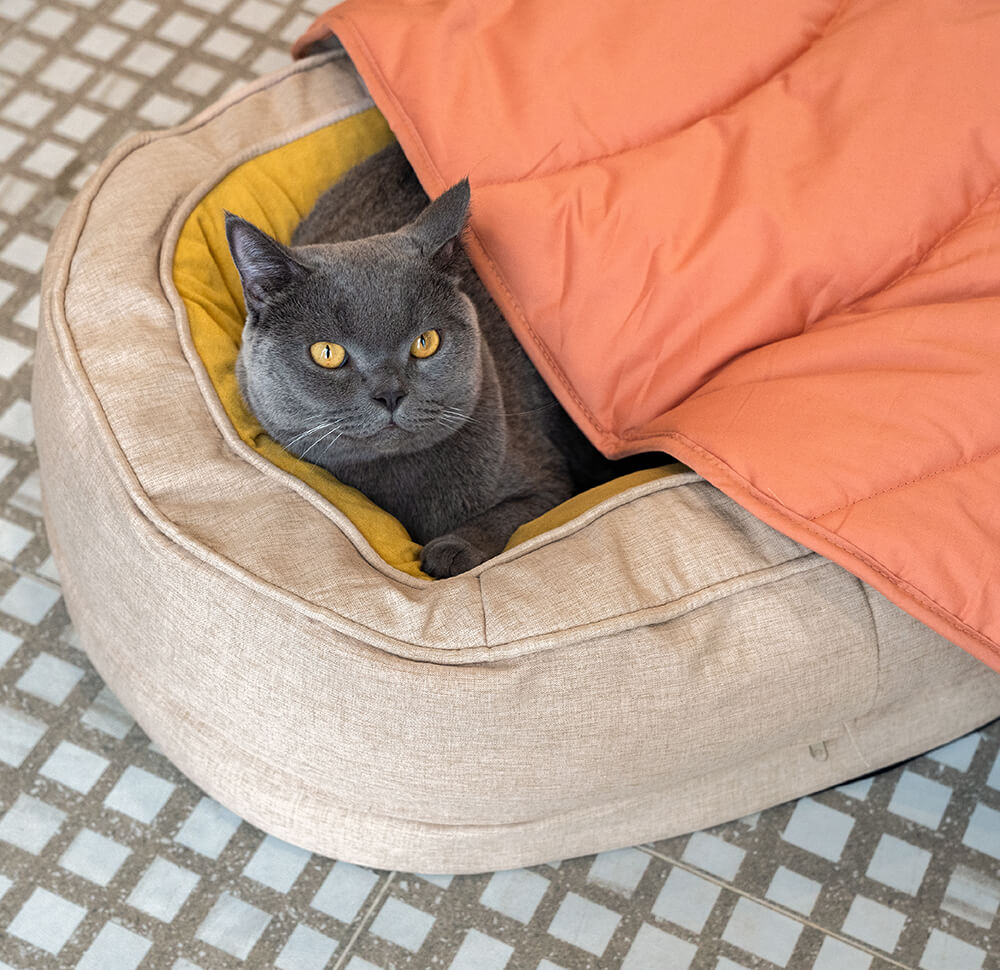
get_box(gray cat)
[225,144,645,578]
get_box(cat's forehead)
[295,237,459,341]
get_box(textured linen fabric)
[295,0,1000,671]
[33,54,1000,872]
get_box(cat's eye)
[310,342,346,369]
[410,329,440,359]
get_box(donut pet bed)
[34,9,1000,872]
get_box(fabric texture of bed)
[296,0,1000,672]
[33,52,1000,872]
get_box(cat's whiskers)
[297,422,347,463]
[283,420,343,452]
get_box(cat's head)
[225,180,484,467]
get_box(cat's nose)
[372,386,406,413]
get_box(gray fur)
[226,144,637,577]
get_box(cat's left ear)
[224,211,310,311]
[407,178,470,265]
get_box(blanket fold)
[295,0,1000,670]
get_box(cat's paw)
[420,534,491,578]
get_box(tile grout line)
[330,869,398,970]
[639,846,920,970]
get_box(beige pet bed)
[33,52,1000,873]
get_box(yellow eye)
[309,342,346,369]
[410,329,440,359]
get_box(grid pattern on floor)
[2,0,1000,967]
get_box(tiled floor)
[2,0,1000,967]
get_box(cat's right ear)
[224,212,310,310]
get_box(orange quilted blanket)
[296,0,1000,670]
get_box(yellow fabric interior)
[176,107,683,579]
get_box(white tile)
[0,0,35,18]
[781,798,855,862]
[104,765,176,823]
[765,865,821,916]
[0,37,45,73]
[480,868,549,923]
[201,26,252,59]
[138,93,191,127]
[60,828,131,886]
[14,293,39,328]
[196,892,271,960]
[128,857,200,921]
[232,0,282,30]
[157,12,206,45]
[40,741,110,793]
[0,793,66,853]
[866,834,931,895]
[175,797,241,858]
[0,703,46,766]
[27,7,75,37]
[0,516,33,558]
[311,861,379,922]
[0,174,35,214]
[276,924,339,970]
[681,831,745,879]
[78,921,152,970]
[23,140,77,178]
[1,234,47,273]
[448,929,513,970]
[243,834,311,891]
[987,748,1000,790]
[813,937,872,970]
[81,685,135,738]
[0,280,14,306]
[652,866,720,932]
[370,897,435,952]
[8,888,86,955]
[962,803,1000,861]
[621,923,696,970]
[2,92,54,126]
[587,848,649,896]
[941,864,1000,929]
[252,47,288,76]
[888,771,952,829]
[920,929,985,970]
[837,776,874,800]
[122,41,175,77]
[173,62,223,95]
[16,651,83,702]
[38,56,94,93]
[722,897,802,967]
[547,892,621,957]
[0,332,29,375]
[111,0,156,29]
[76,25,129,59]
[0,629,22,665]
[54,105,106,142]
[927,732,979,771]
[87,72,139,109]
[841,895,906,953]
